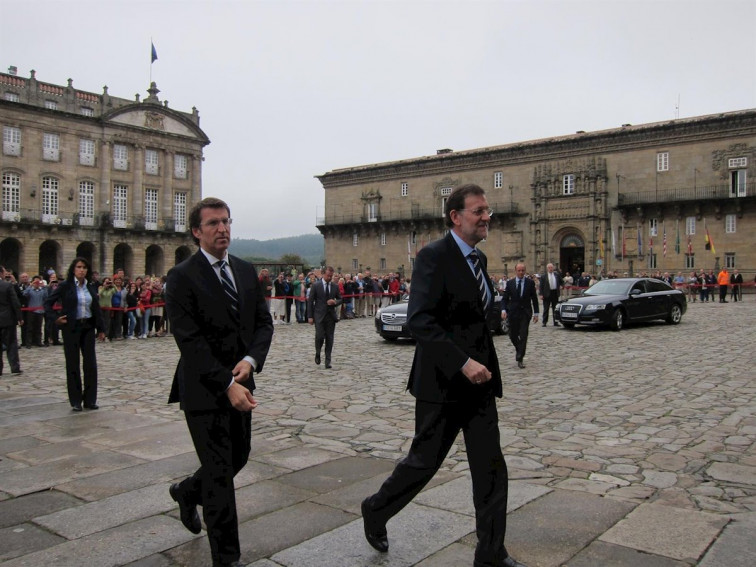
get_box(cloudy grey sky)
[3,0,755,240]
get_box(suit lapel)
[445,234,489,312]
[195,252,236,320]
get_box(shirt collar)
[450,230,476,259]
[200,248,228,267]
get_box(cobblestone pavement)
[0,300,754,566]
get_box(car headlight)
[584,304,606,311]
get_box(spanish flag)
[705,228,715,254]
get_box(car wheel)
[609,309,623,331]
[561,322,575,329]
[666,304,683,325]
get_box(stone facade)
[316,110,756,280]
[0,69,209,278]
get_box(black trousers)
[508,312,532,362]
[0,326,21,374]
[180,408,251,566]
[25,312,43,346]
[542,292,559,324]
[365,396,509,566]
[61,318,98,407]
[719,285,728,302]
[314,317,336,363]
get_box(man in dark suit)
[501,263,539,369]
[0,266,23,376]
[539,262,562,327]
[362,184,527,567]
[307,266,341,369]
[166,197,274,567]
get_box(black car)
[375,295,508,341]
[555,277,687,331]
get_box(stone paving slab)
[565,541,689,567]
[706,462,756,486]
[0,516,200,567]
[251,445,348,472]
[0,522,66,561]
[273,455,396,494]
[695,512,756,567]
[600,502,729,562]
[271,502,474,567]
[0,489,83,529]
[414,542,477,567]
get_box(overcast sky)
[3,0,755,240]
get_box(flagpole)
[150,38,153,84]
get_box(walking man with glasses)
[166,197,273,567]
[361,184,528,567]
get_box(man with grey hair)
[539,263,562,327]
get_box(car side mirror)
[629,289,642,296]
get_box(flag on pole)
[637,225,642,258]
[663,224,667,257]
[599,233,605,259]
[611,225,616,258]
[705,227,715,254]
[675,221,680,254]
[151,42,158,63]
[687,235,693,256]
[649,236,654,257]
[621,226,626,261]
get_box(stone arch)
[145,245,164,276]
[0,237,23,276]
[553,227,586,277]
[113,243,134,278]
[76,242,97,269]
[175,245,192,266]
[38,240,63,276]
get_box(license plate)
[383,325,403,332]
[560,311,577,319]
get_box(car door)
[645,279,673,318]
[624,280,653,320]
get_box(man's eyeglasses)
[458,208,493,217]
[201,218,233,229]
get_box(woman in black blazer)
[45,257,106,411]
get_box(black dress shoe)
[517,360,525,369]
[170,483,202,534]
[553,322,560,327]
[213,561,244,567]
[72,405,82,412]
[315,354,321,365]
[325,362,332,369]
[361,499,388,552]
[11,369,22,374]
[502,556,528,567]
[84,403,99,410]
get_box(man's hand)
[56,315,67,326]
[226,382,258,411]
[532,315,539,323]
[308,317,314,325]
[97,332,107,342]
[462,358,492,385]
[232,360,253,383]
[500,311,508,320]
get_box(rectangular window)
[725,214,736,233]
[366,202,378,222]
[648,253,657,270]
[79,139,95,166]
[174,154,188,179]
[380,258,386,271]
[728,157,747,168]
[410,257,415,271]
[144,188,158,230]
[174,192,187,231]
[42,177,59,223]
[440,187,452,196]
[80,107,94,117]
[380,232,386,246]
[4,92,20,102]
[78,181,95,226]
[410,231,416,245]
[2,172,21,220]
[563,174,575,195]
[685,254,695,269]
[3,126,21,156]
[685,216,696,236]
[494,171,503,189]
[400,182,408,197]
[113,144,128,171]
[725,253,736,269]
[352,259,358,271]
[649,218,658,237]
[730,170,746,197]
[44,100,58,110]
[112,184,128,228]
[352,233,358,246]
[145,149,159,175]
[657,152,669,172]
[43,133,60,161]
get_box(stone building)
[316,109,756,281]
[1,67,209,278]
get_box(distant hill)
[229,234,324,266]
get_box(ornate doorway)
[560,234,585,277]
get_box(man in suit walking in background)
[501,263,539,369]
[166,197,274,567]
[362,184,527,567]
[307,266,342,369]
[0,266,23,376]
[539,263,562,327]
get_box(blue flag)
[151,42,158,63]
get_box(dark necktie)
[469,251,490,311]
[217,260,239,315]
[517,278,522,297]
[325,282,330,297]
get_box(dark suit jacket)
[406,233,501,403]
[539,271,563,296]
[166,251,274,411]
[307,280,342,324]
[44,279,106,332]
[0,280,22,327]
[502,277,539,318]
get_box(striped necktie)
[469,251,490,312]
[217,260,239,315]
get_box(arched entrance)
[175,245,192,266]
[76,242,96,270]
[560,234,585,278]
[39,240,63,276]
[0,238,22,276]
[113,244,133,278]
[145,245,164,276]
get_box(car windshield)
[583,280,632,296]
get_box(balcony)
[316,200,519,227]
[618,182,756,207]
[0,209,185,233]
